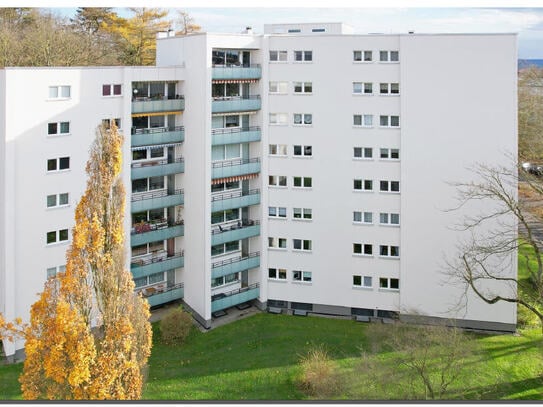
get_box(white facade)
[0,24,517,359]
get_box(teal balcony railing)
[211,220,260,246]
[211,158,260,180]
[132,96,185,114]
[144,283,184,307]
[211,126,261,146]
[211,283,259,313]
[211,252,260,279]
[130,221,184,246]
[131,126,185,147]
[131,251,184,279]
[131,157,184,180]
[131,189,184,212]
[211,95,261,114]
[212,64,261,80]
[211,189,260,212]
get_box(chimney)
[168,28,175,37]
[243,26,253,34]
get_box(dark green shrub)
[159,306,193,345]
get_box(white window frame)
[293,176,312,188]
[353,82,373,95]
[379,245,400,258]
[102,118,122,130]
[102,84,122,97]
[353,114,373,127]
[269,175,288,187]
[379,82,400,95]
[353,243,373,256]
[293,239,312,252]
[269,206,287,218]
[269,81,288,94]
[47,157,70,172]
[379,277,400,290]
[293,82,313,94]
[269,113,288,125]
[47,121,70,136]
[46,193,69,209]
[353,50,372,62]
[269,144,288,156]
[268,237,287,250]
[48,85,71,100]
[269,50,288,62]
[293,270,312,283]
[379,180,400,193]
[353,179,373,192]
[379,115,400,128]
[46,264,66,279]
[293,145,312,157]
[46,228,69,245]
[293,50,312,62]
[380,148,400,160]
[353,147,373,160]
[353,211,373,225]
[293,207,312,220]
[353,275,373,288]
[379,50,399,62]
[132,146,166,162]
[293,113,312,126]
[379,212,400,226]
[268,268,287,280]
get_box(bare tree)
[174,10,201,35]
[519,67,543,162]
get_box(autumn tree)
[18,123,152,400]
[174,10,201,35]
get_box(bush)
[298,345,341,398]
[159,306,193,345]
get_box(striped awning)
[212,79,259,84]
[131,143,182,151]
[211,173,259,185]
[131,111,183,118]
[212,111,258,117]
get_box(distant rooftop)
[263,22,353,35]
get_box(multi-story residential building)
[0,23,517,360]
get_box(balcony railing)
[211,219,260,246]
[131,251,184,279]
[211,158,260,179]
[211,95,261,114]
[131,126,185,147]
[211,126,261,146]
[131,189,184,212]
[211,189,260,212]
[132,96,185,115]
[211,251,260,279]
[211,283,260,313]
[130,220,184,246]
[131,157,184,180]
[143,283,184,307]
[212,64,261,80]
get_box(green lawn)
[2,312,541,401]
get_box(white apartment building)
[0,23,517,360]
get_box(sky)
[6,1,543,58]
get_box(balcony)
[211,126,261,146]
[211,252,260,279]
[132,96,185,115]
[130,220,184,246]
[131,126,185,147]
[211,283,260,313]
[211,189,260,212]
[211,219,260,246]
[212,64,261,80]
[211,158,260,180]
[143,283,184,308]
[131,157,184,180]
[131,251,184,279]
[131,189,184,213]
[211,95,261,114]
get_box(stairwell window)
[47,122,70,136]
[48,85,71,99]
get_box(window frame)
[293,176,312,188]
[293,81,313,94]
[47,121,70,136]
[268,267,287,280]
[353,211,373,225]
[293,270,312,283]
[353,114,373,127]
[293,50,313,62]
[353,147,373,160]
[353,275,373,288]
[269,50,288,62]
[293,207,312,220]
[293,145,313,157]
[46,228,69,245]
[46,193,69,209]
[293,113,313,126]
[269,175,288,187]
[102,84,122,97]
[48,85,71,100]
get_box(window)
[46,193,69,208]
[379,115,400,128]
[380,277,400,290]
[212,144,241,161]
[212,272,239,288]
[379,50,399,62]
[293,208,312,220]
[269,113,288,125]
[48,85,71,99]
[211,208,240,224]
[353,243,373,255]
[269,175,287,187]
[353,114,373,127]
[132,176,165,193]
[294,50,312,62]
[269,81,288,94]
[269,144,288,156]
[288,28,301,33]
[132,146,165,161]
[269,50,288,62]
[269,206,287,218]
[102,84,122,96]
[293,113,312,125]
[380,148,400,160]
[312,28,325,32]
[353,211,373,224]
[268,268,287,280]
[47,157,70,172]
[380,83,400,95]
[379,245,400,257]
[353,147,372,159]
[293,239,312,251]
[47,121,70,136]
[353,82,373,95]
[380,213,400,225]
[293,176,312,188]
[293,145,312,157]
[102,118,121,129]
[46,229,69,245]
[353,275,372,288]
[135,272,166,289]
[353,179,373,191]
[379,180,400,193]
[293,270,312,282]
[268,237,287,249]
[211,240,240,256]
[211,180,240,194]
[294,82,313,94]
[353,50,372,62]
[47,264,66,279]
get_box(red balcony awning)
[211,173,259,185]
[212,79,259,84]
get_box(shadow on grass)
[451,376,543,400]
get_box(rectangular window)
[269,268,287,280]
[380,212,400,225]
[102,118,121,130]
[380,83,400,95]
[46,229,69,245]
[293,145,312,157]
[379,50,399,62]
[47,157,70,172]
[47,121,70,135]
[269,144,288,156]
[269,206,287,218]
[353,114,373,127]
[268,237,287,249]
[379,245,400,258]
[293,176,312,188]
[48,85,71,99]
[353,275,372,287]
[353,179,373,191]
[269,175,287,187]
[293,239,312,251]
[379,115,400,128]
[353,82,372,94]
[294,50,312,62]
[102,84,122,96]
[269,50,288,62]
[293,270,312,282]
[380,277,400,290]
[46,193,69,208]
[353,147,372,159]
[269,113,288,125]
[293,113,312,125]
[380,148,400,160]
[353,211,373,224]
[353,243,373,255]
[353,50,372,62]
[293,82,312,94]
[293,208,312,220]
[379,180,400,193]
[269,81,288,94]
